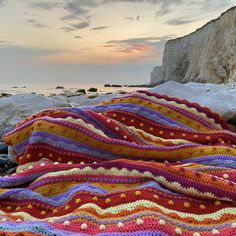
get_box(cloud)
[106,35,174,45]
[0,40,13,45]
[0,0,6,7]
[60,1,93,32]
[30,1,62,10]
[91,26,109,30]
[198,0,233,10]
[155,5,171,17]
[124,16,134,20]
[27,19,48,28]
[61,21,89,32]
[61,0,97,21]
[165,17,195,25]
[104,35,174,55]
[0,45,66,64]
[61,0,183,21]
[104,0,181,3]
[60,0,183,32]
[81,47,91,50]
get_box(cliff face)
[151,7,236,85]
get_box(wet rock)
[5,166,17,175]
[68,93,122,106]
[0,143,8,154]
[49,93,57,97]
[56,86,65,89]
[0,127,14,142]
[58,90,85,98]
[88,87,97,92]
[0,154,18,176]
[0,93,11,97]
[227,118,236,131]
[76,89,86,94]
[104,84,111,87]
[88,94,99,99]
[111,84,122,87]
[116,90,127,95]
[0,154,9,164]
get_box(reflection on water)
[0,83,148,96]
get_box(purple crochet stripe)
[13,116,202,152]
[28,131,118,160]
[14,138,30,156]
[182,155,236,163]
[0,185,107,206]
[84,103,193,130]
[124,93,216,130]
[138,90,230,130]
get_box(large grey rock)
[0,93,69,129]
[151,7,236,85]
[150,81,236,121]
[1,82,236,130]
[68,93,122,106]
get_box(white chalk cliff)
[151,6,236,85]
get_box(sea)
[0,83,148,96]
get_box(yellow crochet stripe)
[6,120,236,160]
[78,201,236,221]
[103,93,223,131]
[33,181,142,196]
[7,115,109,144]
[129,126,192,145]
[133,92,224,130]
[3,201,235,222]
[0,189,8,194]
[32,166,234,201]
[34,181,78,197]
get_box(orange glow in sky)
[0,0,235,84]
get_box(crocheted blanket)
[1,90,236,236]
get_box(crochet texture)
[1,90,236,236]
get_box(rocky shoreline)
[1,81,236,130]
[0,81,236,176]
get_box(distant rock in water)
[0,93,11,98]
[88,87,97,92]
[76,89,86,94]
[58,90,85,98]
[151,6,236,85]
[56,86,65,89]
[104,84,122,87]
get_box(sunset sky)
[0,0,235,86]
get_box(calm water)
[0,83,148,96]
